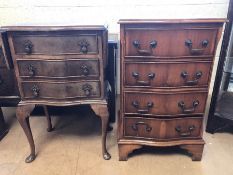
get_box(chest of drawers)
[118,19,225,161]
[5,26,111,162]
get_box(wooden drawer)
[125,28,217,57]
[0,68,19,96]
[124,91,207,117]
[11,31,99,56]
[124,61,212,88]
[124,117,202,140]
[21,81,101,99]
[17,59,100,79]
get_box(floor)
[0,106,233,175]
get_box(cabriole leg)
[91,104,111,160]
[16,104,36,163]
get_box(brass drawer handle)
[132,121,152,132]
[185,39,209,55]
[28,64,35,77]
[178,100,199,114]
[78,40,89,54]
[32,85,39,97]
[132,72,155,86]
[181,71,202,86]
[132,40,157,55]
[82,84,92,96]
[24,40,33,54]
[132,101,154,114]
[175,125,195,137]
[80,65,90,76]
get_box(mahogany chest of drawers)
[4,26,111,162]
[118,19,225,161]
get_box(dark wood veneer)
[5,26,111,162]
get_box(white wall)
[0,0,229,33]
[0,0,230,118]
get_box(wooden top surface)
[118,18,227,24]
[1,25,107,32]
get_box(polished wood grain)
[124,117,202,140]
[3,25,107,31]
[6,26,110,162]
[118,19,224,161]
[124,90,207,117]
[21,81,101,100]
[124,60,212,88]
[16,104,36,163]
[125,28,218,57]
[12,32,99,55]
[91,104,111,160]
[17,59,100,79]
[118,19,227,24]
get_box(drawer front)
[125,29,217,57]
[0,69,19,96]
[124,117,202,140]
[18,59,99,79]
[12,33,99,55]
[124,91,207,116]
[21,81,101,99]
[124,61,212,88]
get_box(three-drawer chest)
[4,26,111,162]
[118,19,225,161]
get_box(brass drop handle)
[133,40,157,55]
[24,40,33,54]
[181,71,202,86]
[132,121,152,132]
[78,40,89,54]
[32,85,39,97]
[185,39,209,55]
[132,72,155,86]
[132,101,154,114]
[175,125,195,137]
[80,65,90,76]
[82,84,92,96]
[28,64,35,77]
[178,100,199,114]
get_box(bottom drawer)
[21,81,101,100]
[124,117,202,140]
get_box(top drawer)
[124,28,218,57]
[10,31,100,56]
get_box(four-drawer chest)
[118,19,224,161]
[4,26,111,162]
